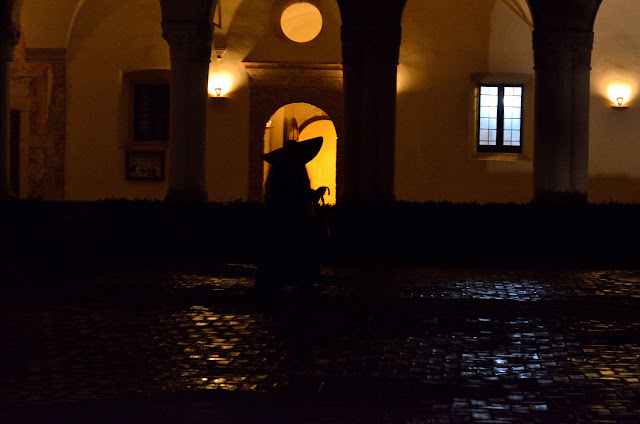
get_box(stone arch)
[66,0,88,47]
[299,114,331,133]
[526,0,602,32]
[243,63,343,202]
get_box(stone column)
[0,22,19,198]
[338,1,406,202]
[161,20,212,203]
[532,30,594,203]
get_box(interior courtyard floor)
[1,265,640,423]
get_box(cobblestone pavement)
[2,265,640,423]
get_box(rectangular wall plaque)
[125,151,164,180]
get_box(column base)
[165,189,208,203]
[534,191,587,204]
[0,185,16,200]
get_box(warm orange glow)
[280,2,323,43]
[606,83,632,107]
[301,120,337,205]
[208,73,233,97]
[396,64,410,93]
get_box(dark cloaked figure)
[256,137,328,295]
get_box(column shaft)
[533,31,593,203]
[341,23,400,202]
[0,23,19,198]
[0,61,10,197]
[162,21,212,203]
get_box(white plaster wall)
[488,0,532,74]
[206,60,250,202]
[589,0,640,202]
[485,0,534,193]
[241,0,342,63]
[28,0,640,203]
[396,0,535,203]
[66,0,169,200]
[20,0,80,48]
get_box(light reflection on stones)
[3,269,640,422]
[167,275,254,291]
[150,305,286,393]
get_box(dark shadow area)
[0,200,262,292]
[2,199,640,292]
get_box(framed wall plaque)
[125,151,164,181]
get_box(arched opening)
[244,62,344,203]
[263,102,337,204]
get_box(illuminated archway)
[263,103,337,205]
[244,62,344,203]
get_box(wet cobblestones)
[2,267,640,423]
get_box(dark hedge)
[1,200,639,288]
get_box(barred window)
[134,84,169,141]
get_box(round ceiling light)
[280,2,323,43]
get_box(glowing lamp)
[612,96,628,110]
[208,73,233,97]
[607,83,632,110]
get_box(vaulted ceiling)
[17,0,244,48]
[14,0,605,53]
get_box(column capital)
[161,20,212,62]
[533,30,594,71]
[0,22,20,61]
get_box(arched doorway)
[243,62,344,203]
[263,103,337,205]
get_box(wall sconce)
[208,73,233,98]
[214,47,226,63]
[607,83,632,110]
[612,96,628,110]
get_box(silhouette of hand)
[314,186,330,205]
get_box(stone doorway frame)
[243,62,344,202]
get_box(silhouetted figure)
[256,137,328,295]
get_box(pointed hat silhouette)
[263,137,323,165]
